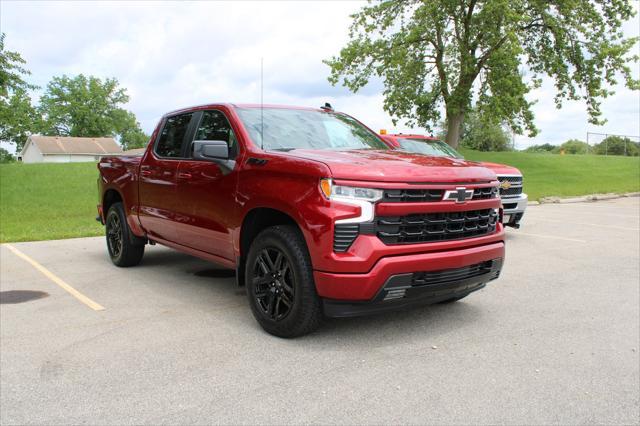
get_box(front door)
[138,112,195,243]
[172,109,240,261]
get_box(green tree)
[524,143,557,153]
[38,74,148,149]
[116,110,150,150]
[0,147,15,163]
[0,33,35,97]
[555,139,590,154]
[459,111,512,151]
[39,74,129,137]
[594,136,639,156]
[326,1,639,148]
[0,33,41,150]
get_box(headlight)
[319,178,383,202]
[320,178,382,224]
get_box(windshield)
[397,138,464,159]
[236,108,389,151]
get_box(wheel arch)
[237,207,303,287]
[103,188,124,217]
[102,187,146,240]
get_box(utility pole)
[587,132,590,153]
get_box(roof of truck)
[164,103,328,117]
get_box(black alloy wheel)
[245,225,322,337]
[106,212,123,258]
[105,202,145,267]
[252,247,295,321]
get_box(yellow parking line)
[510,231,587,243]
[4,244,105,311]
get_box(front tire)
[245,225,322,338]
[105,202,145,267]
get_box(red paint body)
[98,104,505,302]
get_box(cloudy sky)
[1,0,638,150]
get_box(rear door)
[172,109,240,261]
[138,112,196,242]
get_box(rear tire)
[245,225,322,338]
[105,202,145,267]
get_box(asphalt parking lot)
[1,197,639,425]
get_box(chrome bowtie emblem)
[443,187,474,203]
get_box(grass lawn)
[1,153,639,242]
[462,150,640,201]
[1,162,103,243]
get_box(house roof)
[23,136,122,155]
[122,148,146,155]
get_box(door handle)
[177,172,192,179]
[140,169,152,177]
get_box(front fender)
[233,154,359,267]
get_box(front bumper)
[315,241,504,313]
[321,252,503,317]
[501,193,527,228]
[307,178,505,316]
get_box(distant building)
[122,148,146,156]
[19,136,122,163]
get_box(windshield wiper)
[268,147,296,152]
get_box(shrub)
[0,148,15,163]
[459,113,512,152]
[594,136,639,156]
[554,139,591,155]
[524,143,557,153]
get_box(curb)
[535,192,640,205]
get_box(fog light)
[384,288,407,301]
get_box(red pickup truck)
[97,104,505,337]
[380,134,527,228]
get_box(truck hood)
[471,161,521,176]
[283,149,497,183]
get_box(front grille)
[383,186,497,202]
[333,224,359,252]
[412,260,495,287]
[498,175,523,198]
[473,186,499,199]
[500,186,523,197]
[376,208,498,245]
[383,189,443,202]
[499,175,523,183]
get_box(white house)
[122,148,146,156]
[19,136,123,163]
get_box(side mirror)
[193,140,229,161]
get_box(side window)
[155,113,193,158]
[193,110,238,158]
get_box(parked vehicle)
[380,134,527,228]
[97,104,505,337]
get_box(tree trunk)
[445,112,464,149]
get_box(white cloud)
[1,0,638,151]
